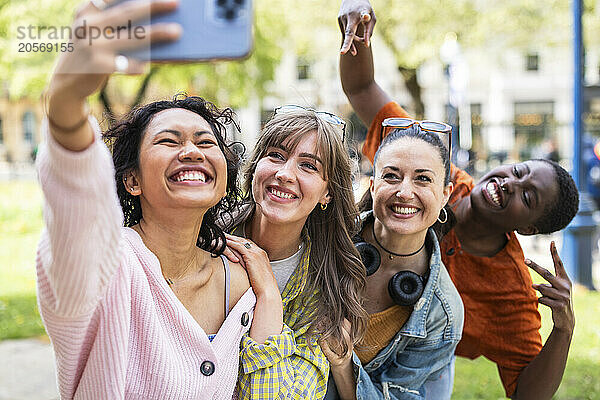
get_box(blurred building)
[0,98,44,164]
[420,45,600,174]
[3,38,600,177]
[233,38,600,177]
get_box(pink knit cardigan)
[36,118,256,399]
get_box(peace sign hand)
[338,0,376,56]
[525,241,575,333]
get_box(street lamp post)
[440,32,471,163]
[562,0,596,290]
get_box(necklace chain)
[371,222,425,259]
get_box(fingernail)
[524,259,531,264]
[167,24,182,36]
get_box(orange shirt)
[364,102,543,397]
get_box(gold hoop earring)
[437,208,448,224]
[320,203,328,211]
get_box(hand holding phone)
[112,0,254,61]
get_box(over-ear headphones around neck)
[353,218,429,307]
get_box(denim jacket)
[353,211,464,400]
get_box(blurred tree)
[0,0,79,99]
[2,0,598,119]
[1,0,284,118]
[371,0,577,118]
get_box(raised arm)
[338,0,390,127]
[513,242,575,399]
[38,0,181,317]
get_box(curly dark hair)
[102,94,244,255]
[532,159,579,234]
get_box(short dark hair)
[533,159,579,234]
[102,94,243,255]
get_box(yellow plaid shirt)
[235,232,330,400]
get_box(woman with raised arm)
[38,1,284,398]
[221,106,368,400]
[337,2,578,399]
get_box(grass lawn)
[0,181,45,340]
[453,286,600,399]
[1,181,599,399]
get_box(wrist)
[553,322,575,338]
[46,91,88,130]
[330,355,353,369]
[254,285,281,302]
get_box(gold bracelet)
[47,112,90,133]
[43,90,90,133]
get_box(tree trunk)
[99,84,115,126]
[398,66,425,120]
[99,67,157,126]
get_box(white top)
[270,242,305,293]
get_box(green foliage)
[374,0,477,69]
[0,0,79,99]
[2,0,285,108]
[0,294,45,340]
[0,181,45,340]
[371,0,577,71]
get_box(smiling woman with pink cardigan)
[36,1,291,399]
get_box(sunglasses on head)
[381,117,452,159]
[274,105,346,142]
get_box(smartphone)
[112,0,253,61]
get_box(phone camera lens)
[225,8,236,20]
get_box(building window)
[23,111,36,144]
[470,104,482,132]
[526,53,539,71]
[260,108,275,127]
[514,101,554,160]
[470,103,483,153]
[585,96,600,136]
[297,59,311,80]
